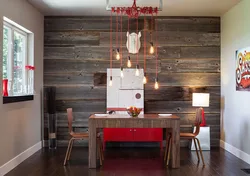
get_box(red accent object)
[103,128,163,150]
[111,0,158,19]
[2,79,8,96]
[200,108,206,127]
[25,65,35,70]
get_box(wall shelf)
[3,95,34,104]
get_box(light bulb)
[116,48,120,60]
[120,67,124,78]
[135,65,140,76]
[149,42,154,54]
[143,76,147,84]
[143,73,147,84]
[109,76,112,87]
[127,56,132,68]
[154,78,159,90]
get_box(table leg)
[171,121,180,168]
[89,120,97,168]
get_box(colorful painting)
[236,47,250,91]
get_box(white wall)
[0,0,44,174]
[221,0,250,163]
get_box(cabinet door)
[103,128,134,142]
[133,128,163,142]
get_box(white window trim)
[3,20,30,96]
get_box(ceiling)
[28,0,241,16]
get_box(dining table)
[88,113,180,169]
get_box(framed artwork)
[236,47,250,91]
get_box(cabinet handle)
[130,129,132,132]
[134,129,136,132]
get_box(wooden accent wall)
[44,17,220,147]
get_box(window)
[3,18,34,98]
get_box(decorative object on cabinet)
[45,86,57,150]
[127,106,142,117]
[107,0,161,88]
[2,79,8,96]
[192,93,210,127]
[25,65,35,95]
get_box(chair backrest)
[67,108,73,133]
[193,108,202,136]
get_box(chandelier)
[107,0,161,89]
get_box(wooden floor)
[5,147,250,176]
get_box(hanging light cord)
[120,12,123,67]
[136,16,139,65]
[144,15,146,72]
[116,12,118,50]
[151,14,153,43]
[155,13,158,78]
[128,17,130,56]
[110,10,113,76]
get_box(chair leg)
[100,139,104,160]
[166,137,172,166]
[195,138,205,166]
[164,134,171,161]
[67,139,74,161]
[97,139,103,166]
[193,138,200,162]
[64,138,73,166]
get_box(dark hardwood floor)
[5,147,250,176]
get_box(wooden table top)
[89,114,180,120]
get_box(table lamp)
[192,93,210,127]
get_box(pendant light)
[143,73,147,84]
[149,42,154,54]
[120,67,124,78]
[135,64,140,76]
[154,77,159,89]
[109,76,113,86]
[127,56,132,67]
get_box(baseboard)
[0,141,42,176]
[220,140,250,164]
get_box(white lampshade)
[192,93,210,107]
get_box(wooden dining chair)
[63,108,104,166]
[164,108,205,166]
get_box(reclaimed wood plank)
[145,101,220,113]
[156,17,220,32]
[161,58,220,73]
[55,86,106,100]
[44,59,161,74]
[147,73,220,86]
[181,46,220,58]
[44,112,220,128]
[44,31,100,46]
[45,17,152,32]
[44,46,75,59]
[100,31,220,47]
[56,100,106,112]
[44,73,93,86]
[145,86,220,101]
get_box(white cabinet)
[107,68,144,114]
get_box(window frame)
[3,20,29,96]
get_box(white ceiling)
[28,0,241,16]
